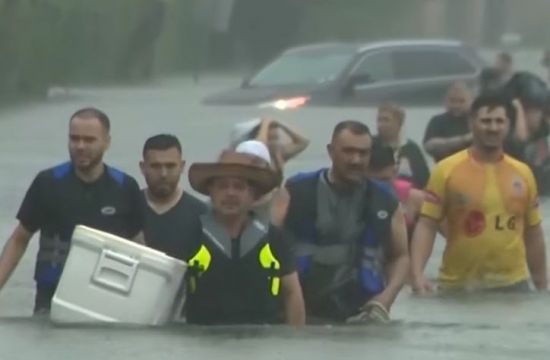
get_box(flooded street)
[0,73,549,359]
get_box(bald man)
[423,82,473,162]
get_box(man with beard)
[284,120,409,324]
[0,108,144,314]
[412,92,548,294]
[140,134,207,259]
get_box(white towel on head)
[235,140,272,165]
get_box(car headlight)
[259,96,309,110]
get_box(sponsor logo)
[377,210,389,220]
[511,176,524,195]
[533,197,540,209]
[464,210,486,237]
[101,206,117,216]
[495,215,516,231]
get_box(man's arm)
[1,173,45,291]
[410,160,447,294]
[512,99,529,142]
[254,118,272,144]
[372,206,409,311]
[280,272,306,326]
[0,224,34,291]
[410,216,439,294]
[423,133,472,161]
[276,122,310,161]
[524,224,547,290]
[406,188,425,222]
[522,165,547,290]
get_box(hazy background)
[2,0,550,103]
[1,1,550,359]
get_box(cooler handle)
[91,249,138,294]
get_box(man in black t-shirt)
[423,82,473,162]
[140,134,207,259]
[0,108,143,314]
[185,150,305,325]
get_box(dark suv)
[203,39,485,108]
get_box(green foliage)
[1,0,547,102]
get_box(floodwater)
[0,58,549,359]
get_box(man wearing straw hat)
[184,150,305,325]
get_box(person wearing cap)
[184,150,305,325]
[284,120,409,324]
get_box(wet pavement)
[0,65,549,359]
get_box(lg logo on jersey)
[464,211,517,236]
[495,215,516,231]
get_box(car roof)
[284,39,467,55]
[283,43,358,55]
[358,39,464,52]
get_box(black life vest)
[185,213,282,325]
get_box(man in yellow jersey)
[411,92,548,294]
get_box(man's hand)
[524,224,548,291]
[347,298,391,325]
[412,273,435,296]
[411,216,439,296]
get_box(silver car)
[203,39,485,108]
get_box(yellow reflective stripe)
[271,277,280,296]
[187,245,212,294]
[188,245,212,273]
[259,243,280,270]
[259,243,281,296]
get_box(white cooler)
[50,225,187,325]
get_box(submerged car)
[203,39,485,109]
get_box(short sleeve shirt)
[17,162,143,242]
[142,191,207,260]
[421,150,541,288]
[423,112,470,162]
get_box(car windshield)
[249,49,355,87]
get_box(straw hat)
[188,150,279,197]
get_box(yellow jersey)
[421,149,542,289]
